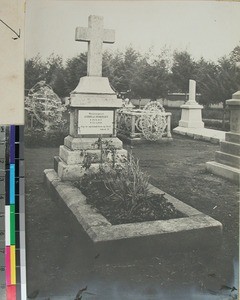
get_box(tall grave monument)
[206,62,240,185]
[206,62,240,183]
[177,79,204,129]
[206,90,240,183]
[54,15,125,180]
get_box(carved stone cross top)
[75,15,115,77]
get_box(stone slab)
[173,127,226,144]
[227,98,240,105]
[69,76,122,108]
[206,161,240,183]
[180,104,203,109]
[215,151,240,169]
[220,141,240,156]
[117,133,173,145]
[230,90,240,100]
[71,76,116,95]
[86,214,220,243]
[178,120,204,128]
[225,132,240,144]
[69,108,118,138]
[70,94,122,108]
[59,146,84,165]
[44,169,222,252]
[64,135,123,150]
[59,145,128,165]
[53,156,60,173]
[57,160,100,181]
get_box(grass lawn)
[25,134,239,299]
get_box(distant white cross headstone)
[188,79,196,103]
[75,15,115,77]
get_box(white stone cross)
[188,79,196,103]
[75,15,115,77]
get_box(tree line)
[25,45,240,106]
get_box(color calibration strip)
[0,126,6,299]
[0,126,26,299]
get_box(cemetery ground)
[25,134,239,299]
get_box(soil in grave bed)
[75,175,185,225]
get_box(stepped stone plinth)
[206,91,240,183]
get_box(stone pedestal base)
[206,93,240,183]
[206,133,240,183]
[54,135,127,181]
[179,103,204,128]
[64,135,123,150]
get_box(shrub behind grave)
[25,126,69,147]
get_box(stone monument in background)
[206,62,240,183]
[177,79,204,129]
[53,15,126,180]
[206,90,240,183]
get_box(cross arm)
[75,27,91,42]
[103,29,115,44]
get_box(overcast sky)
[25,0,240,63]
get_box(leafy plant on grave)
[75,152,183,224]
[100,153,150,213]
[82,152,98,170]
[76,153,150,213]
[81,137,125,170]
[94,137,117,167]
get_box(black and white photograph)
[24,1,239,299]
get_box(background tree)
[25,44,240,111]
[198,57,238,105]
[197,44,240,106]
[195,57,218,105]
[230,45,240,65]
[103,47,140,95]
[25,54,48,94]
[131,56,170,100]
[103,50,125,93]
[45,54,67,97]
[171,50,197,93]
[122,47,141,93]
[25,53,67,98]
[64,53,87,95]
[196,55,239,128]
[229,44,240,90]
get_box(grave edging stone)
[44,169,222,252]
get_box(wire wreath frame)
[140,101,167,141]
